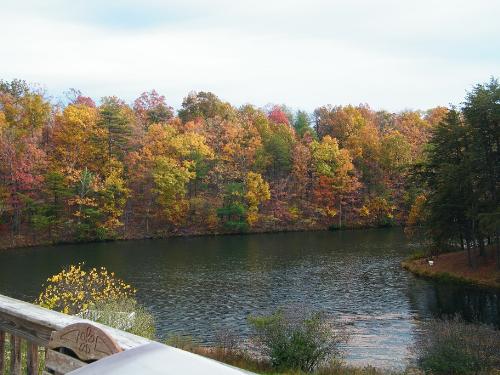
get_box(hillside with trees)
[0,78,453,248]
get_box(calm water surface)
[0,228,499,369]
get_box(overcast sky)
[1,0,499,112]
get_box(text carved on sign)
[49,323,122,361]
[77,326,97,355]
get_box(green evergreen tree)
[32,171,71,240]
[462,78,500,258]
[293,110,311,137]
[99,97,132,161]
[421,79,500,268]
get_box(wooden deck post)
[9,334,21,375]
[27,342,39,375]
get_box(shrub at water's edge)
[36,263,155,338]
[165,332,390,375]
[248,308,349,372]
[36,263,136,314]
[414,316,500,375]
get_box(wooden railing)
[1,294,255,375]
[0,294,149,374]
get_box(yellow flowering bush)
[37,263,136,315]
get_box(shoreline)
[0,224,398,252]
[402,250,500,290]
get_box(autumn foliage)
[37,263,135,314]
[0,79,443,247]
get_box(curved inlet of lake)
[0,228,498,369]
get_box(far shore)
[0,225,399,251]
[402,250,500,290]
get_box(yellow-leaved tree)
[310,135,357,221]
[136,124,214,226]
[245,172,270,226]
[99,158,130,234]
[153,157,195,224]
[37,263,135,315]
[405,194,427,236]
[52,104,106,173]
[0,111,6,134]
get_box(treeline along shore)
[0,78,498,261]
[405,77,500,284]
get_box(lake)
[0,228,498,369]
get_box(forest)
[0,77,484,248]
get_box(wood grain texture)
[27,342,39,375]
[9,334,21,375]
[45,350,86,374]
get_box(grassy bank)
[171,345,411,375]
[402,250,500,289]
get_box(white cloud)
[0,0,498,111]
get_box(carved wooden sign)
[48,323,122,362]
